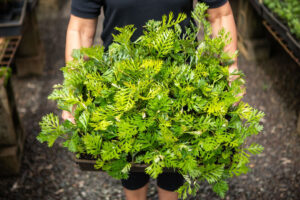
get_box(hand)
[62,110,75,124]
[231,85,245,107]
[228,64,246,107]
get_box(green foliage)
[0,67,11,86]
[37,3,264,199]
[213,180,229,198]
[245,143,264,155]
[37,113,65,147]
[264,0,300,39]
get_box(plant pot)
[0,68,24,146]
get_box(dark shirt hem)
[71,6,100,19]
[204,0,228,9]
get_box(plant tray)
[247,0,300,58]
[286,32,300,59]
[261,5,288,38]
[263,21,300,66]
[260,5,300,60]
[74,156,233,173]
[74,156,177,173]
[0,0,27,37]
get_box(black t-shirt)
[71,0,228,48]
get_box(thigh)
[157,172,184,191]
[121,171,150,190]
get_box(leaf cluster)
[264,0,300,39]
[0,67,11,86]
[37,3,264,199]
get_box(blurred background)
[0,0,299,199]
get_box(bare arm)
[63,15,98,123]
[207,2,238,80]
[65,15,98,61]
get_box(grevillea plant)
[37,3,264,199]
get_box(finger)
[62,112,76,124]
[65,114,76,124]
[228,75,240,86]
[233,102,239,107]
[62,112,69,120]
[67,118,76,124]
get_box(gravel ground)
[1,1,300,199]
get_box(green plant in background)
[37,3,264,199]
[0,67,11,86]
[263,0,300,39]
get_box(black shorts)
[121,171,184,191]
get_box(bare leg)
[123,183,149,200]
[157,186,178,200]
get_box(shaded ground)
[1,1,300,199]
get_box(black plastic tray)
[0,0,27,37]
[286,32,300,59]
[249,0,263,16]
[261,5,289,39]
[260,4,300,59]
[74,157,176,173]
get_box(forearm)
[207,2,238,74]
[65,15,97,62]
[63,15,97,121]
[65,30,85,62]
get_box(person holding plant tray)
[63,0,239,200]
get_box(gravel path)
[0,1,300,199]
